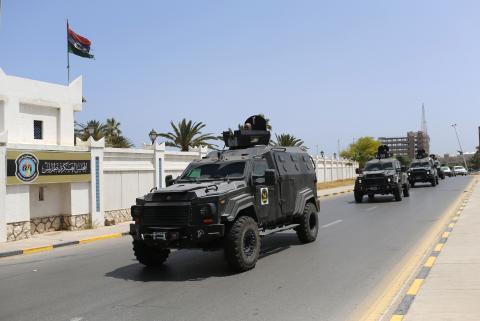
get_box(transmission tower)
[421,103,428,134]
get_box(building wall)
[29,183,70,219]
[5,185,30,224]
[18,103,59,145]
[0,101,4,133]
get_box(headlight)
[358,179,362,184]
[387,177,392,183]
[427,171,430,175]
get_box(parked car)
[453,166,468,176]
[441,166,452,177]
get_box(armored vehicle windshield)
[179,161,246,182]
[410,161,429,168]
[364,161,394,171]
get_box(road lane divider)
[350,177,477,321]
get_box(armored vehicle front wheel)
[354,191,363,203]
[133,241,170,267]
[403,184,410,197]
[394,185,403,201]
[410,182,415,188]
[224,216,261,272]
[368,194,375,201]
[431,178,437,187]
[296,203,319,244]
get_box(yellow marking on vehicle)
[407,279,424,296]
[79,233,122,244]
[23,245,54,255]
[424,256,436,268]
[434,243,444,252]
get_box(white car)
[453,166,468,176]
[441,166,452,177]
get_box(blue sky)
[1,0,479,155]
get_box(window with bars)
[34,120,43,139]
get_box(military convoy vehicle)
[130,116,319,272]
[354,145,410,202]
[408,150,439,187]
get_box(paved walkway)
[403,180,480,321]
[0,185,353,258]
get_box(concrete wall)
[314,157,358,183]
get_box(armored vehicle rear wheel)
[296,202,319,244]
[403,184,410,197]
[394,185,403,201]
[224,216,260,272]
[368,194,375,201]
[133,241,170,267]
[354,191,363,203]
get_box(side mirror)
[356,168,363,175]
[165,175,174,187]
[264,169,276,185]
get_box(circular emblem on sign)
[15,153,39,182]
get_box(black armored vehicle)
[408,150,439,187]
[354,145,410,202]
[130,116,319,272]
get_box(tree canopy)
[271,133,304,147]
[340,136,380,167]
[75,118,133,148]
[158,119,217,151]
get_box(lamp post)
[149,129,158,145]
[451,124,468,169]
[320,150,325,158]
[87,125,95,137]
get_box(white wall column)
[89,137,105,227]
[153,142,166,189]
[0,131,7,242]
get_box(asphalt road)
[0,176,473,321]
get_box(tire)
[296,202,319,244]
[394,185,403,201]
[133,241,170,267]
[403,183,410,197]
[224,216,260,272]
[354,191,363,203]
[368,194,375,202]
[431,178,436,187]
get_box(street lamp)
[451,124,468,169]
[149,129,158,145]
[320,150,325,158]
[87,125,95,136]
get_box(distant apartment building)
[379,131,430,159]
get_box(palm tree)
[271,133,304,147]
[105,118,122,138]
[158,119,217,151]
[108,134,134,148]
[75,120,106,141]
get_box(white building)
[0,68,213,242]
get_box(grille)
[142,205,190,226]
[364,177,385,186]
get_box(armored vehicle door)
[252,158,281,223]
[273,151,297,216]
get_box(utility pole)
[451,124,468,169]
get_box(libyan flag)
[67,23,94,59]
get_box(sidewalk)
[402,181,480,321]
[0,185,353,259]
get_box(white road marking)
[320,219,343,229]
[366,206,378,211]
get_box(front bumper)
[354,181,398,194]
[408,171,433,182]
[130,223,225,248]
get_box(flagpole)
[67,19,70,84]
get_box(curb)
[319,189,354,198]
[387,188,474,321]
[0,231,130,259]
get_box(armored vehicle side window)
[253,159,268,176]
[181,161,246,180]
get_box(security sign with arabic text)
[6,150,91,185]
